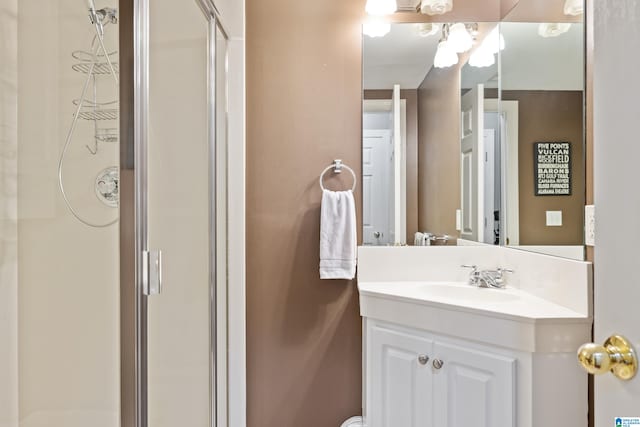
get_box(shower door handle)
[142,249,162,295]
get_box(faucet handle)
[461,265,478,272]
[494,268,514,287]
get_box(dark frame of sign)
[533,142,572,196]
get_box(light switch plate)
[546,211,563,227]
[585,205,595,246]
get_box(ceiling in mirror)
[363,25,440,89]
[500,23,583,90]
[364,23,500,90]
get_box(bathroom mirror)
[500,3,585,259]
[362,22,502,247]
[361,0,586,259]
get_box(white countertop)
[358,281,589,324]
[358,279,592,352]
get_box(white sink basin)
[419,283,520,303]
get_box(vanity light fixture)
[486,26,505,54]
[365,0,397,16]
[538,22,572,38]
[563,0,584,16]
[469,45,495,68]
[434,39,459,68]
[364,19,391,38]
[447,22,474,53]
[417,22,440,37]
[469,26,502,68]
[420,0,453,16]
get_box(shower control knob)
[433,359,444,370]
[374,231,382,238]
[418,355,429,365]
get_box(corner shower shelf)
[78,109,118,121]
[73,99,119,121]
[71,50,119,76]
[72,62,120,75]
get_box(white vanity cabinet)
[357,247,592,427]
[366,319,516,427]
[431,341,515,427]
[367,322,433,427]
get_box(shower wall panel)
[17,1,119,426]
[0,0,19,426]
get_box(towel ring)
[319,159,357,192]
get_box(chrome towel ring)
[319,159,357,192]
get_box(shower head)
[87,0,99,26]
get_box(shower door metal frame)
[121,1,229,427]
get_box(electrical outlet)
[456,209,462,231]
[585,205,595,246]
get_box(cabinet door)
[368,322,433,427]
[432,342,516,427]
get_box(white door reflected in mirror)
[362,86,406,246]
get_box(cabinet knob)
[433,359,444,370]
[418,355,429,365]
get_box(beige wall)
[18,1,119,426]
[364,89,418,243]
[502,90,585,245]
[0,1,18,426]
[417,66,463,238]
[246,0,364,426]
[245,2,507,425]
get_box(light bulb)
[486,26,505,54]
[363,20,391,38]
[365,0,397,16]
[434,40,459,68]
[420,0,453,15]
[417,23,440,37]
[538,23,572,38]
[448,23,473,53]
[469,46,495,68]
[564,0,583,16]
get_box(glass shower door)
[136,1,228,427]
[146,0,210,425]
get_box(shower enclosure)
[0,0,229,426]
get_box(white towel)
[414,232,425,246]
[320,189,357,280]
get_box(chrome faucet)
[461,265,514,289]
[424,233,451,246]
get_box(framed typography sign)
[533,142,571,196]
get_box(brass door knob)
[577,335,637,380]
